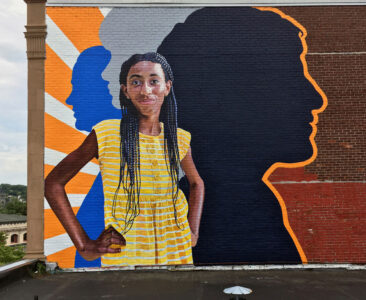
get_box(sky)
[0,0,27,185]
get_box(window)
[11,234,18,244]
[23,233,27,241]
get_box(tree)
[0,199,27,215]
[0,184,26,202]
[0,232,25,265]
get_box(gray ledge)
[46,0,366,7]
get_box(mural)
[44,6,327,268]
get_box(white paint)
[45,233,73,256]
[45,92,81,132]
[46,15,80,70]
[45,88,89,136]
[45,147,100,175]
[44,194,87,210]
[99,7,112,16]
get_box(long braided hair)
[113,52,181,234]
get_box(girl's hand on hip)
[78,226,126,261]
[191,231,199,247]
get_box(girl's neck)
[138,115,161,136]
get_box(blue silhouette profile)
[66,46,120,267]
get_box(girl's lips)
[139,98,156,104]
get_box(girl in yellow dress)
[45,52,205,267]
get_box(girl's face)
[121,61,172,117]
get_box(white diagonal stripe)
[46,14,80,69]
[44,84,89,136]
[46,92,76,129]
[44,194,87,210]
[99,7,111,17]
[45,147,100,175]
[45,233,73,256]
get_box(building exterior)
[24,0,366,269]
[0,214,27,246]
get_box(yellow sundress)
[93,119,192,267]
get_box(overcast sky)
[0,0,27,185]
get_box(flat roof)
[0,214,27,225]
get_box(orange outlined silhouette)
[256,7,328,263]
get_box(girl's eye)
[132,80,141,86]
[151,79,159,85]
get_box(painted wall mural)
[44,6,328,269]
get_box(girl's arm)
[45,130,125,260]
[180,147,205,247]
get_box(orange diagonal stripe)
[45,112,85,153]
[45,44,73,108]
[46,246,76,269]
[45,113,99,164]
[44,207,80,240]
[44,164,96,194]
[47,7,103,53]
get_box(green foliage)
[0,232,7,245]
[0,199,27,215]
[0,232,25,265]
[35,261,47,275]
[0,184,26,202]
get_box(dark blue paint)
[158,7,323,263]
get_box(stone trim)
[24,26,47,60]
[23,0,47,261]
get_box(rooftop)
[1,268,366,299]
[0,214,27,225]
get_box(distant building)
[0,191,8,207]
[0,214,27,246]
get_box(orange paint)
[44,164,96,195]
[44,207,80,239]
[45,112,85,153]
[46,246,77,269]
[45,113,99,164]
[47,7,104,53]
[45,45,73,108]
[44,7,106,268]
[256,7,328,264]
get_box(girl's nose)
[141,82,152,95]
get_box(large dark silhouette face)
[158,7,324,264]
[66,46,120,132]
[158,7,323,169]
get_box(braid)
[114,52,182,233]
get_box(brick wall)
[270,6,366,262]
[44,5,366,267]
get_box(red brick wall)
[270,6,366,263]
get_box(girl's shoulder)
[93,119,121,133]
[177,128,191,159]
[177,127,191,143]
